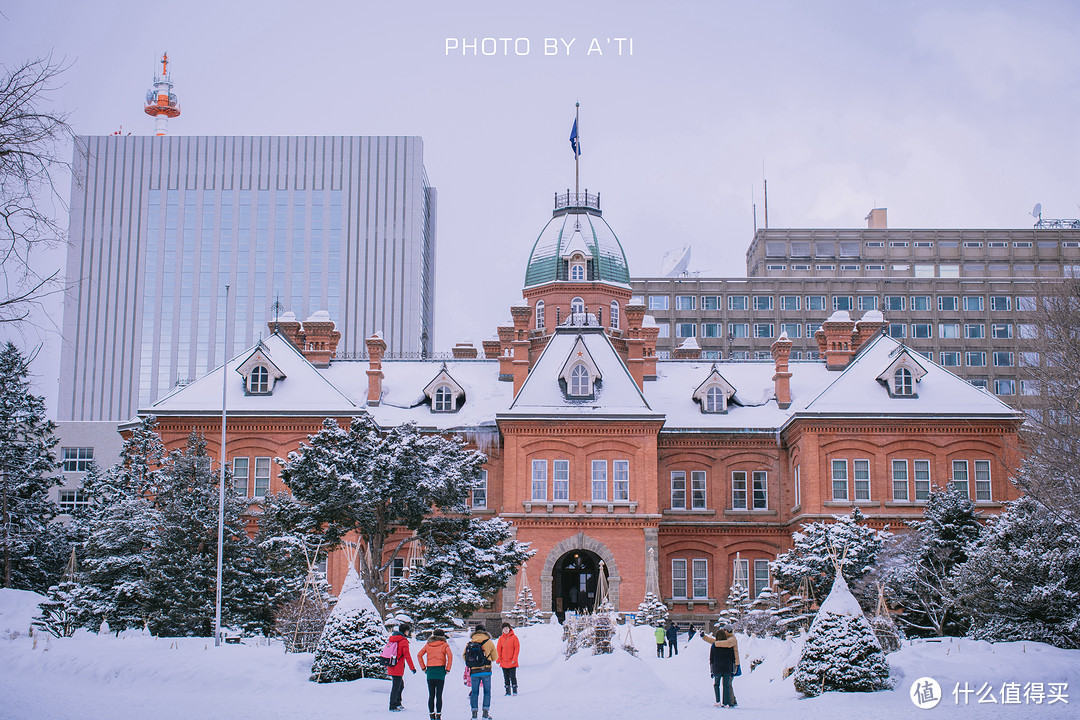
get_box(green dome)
[523,194,631,288]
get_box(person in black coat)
[702,624,740,707]
[665,620,679,657]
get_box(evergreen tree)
[144,431,269,636]
[793,572,891,697]
[257,491,323,620]
[635,592,668,626]
[279,416,525,620]
[310,566,387,682]
[32,579,78,637]
[877,486,982,637]
[950,496,1080,649]
[717,582,751,631]
[0,341,62,590]
[773,509,890,609]
[394,516,532,632]
[510,584,541,626]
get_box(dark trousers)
[656,642,665,657]
[502,666,518,692]
[389,675,405,709]
[713,674,736,706]
[667,637,678,656]
[427,678,445,713]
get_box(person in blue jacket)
[665,620,679,657]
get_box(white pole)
[214,284,230,646]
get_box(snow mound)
[0,588,44,638]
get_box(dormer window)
[433,385,454,411]
[423,367,465,413]
[705,386,724,412]
[894,367,913,396]
[692,366,737,414]
[571,297,585,315]
[570,255,586,281]
[249,365,270,394]
[877,347,928,398]
[569,364,590,396]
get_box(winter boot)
[483,711,493,720]
[512,685,518,695]
[471,712,478,720]
[505,685,512,696]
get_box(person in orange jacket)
[417,628,453,720]
[496,622,520,696]
[387,622,417,712]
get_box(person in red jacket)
[496,622,520,696]
[387,623,416,712]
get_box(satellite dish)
[1030,203,1042,218]
[659,245,691,277]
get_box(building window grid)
[232,457,249,496]
[732,471,747,510]
[752,471,767,509]
[853,459,870,500]
[974,460,992,501]
[892,459,909,501]
[253,457,271,497]
[553,459,569,500]
[692,559,708,599]
[733,558,749,592]
[531,459,547,501]
[672,559,688,599]
[58,490,90,513]
[691,471,707,509]
[832,459,848,500]
[472,469,488,508]
[591,460,607,501]
[613,460,630,501]
[952,460,969,497]
[914,460,931,500]
[754,560,770,599]
[62,447,94,472]
[671,471,687,509]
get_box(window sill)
[823,500,877,507]
[524,501,578,513]
[662,508,717,516]
[585,501,638,513]
[471,507,497,515]
[883,501,926,507]
[664,597,718,610]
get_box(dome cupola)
[524,191,630,288]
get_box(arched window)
[571,297,585,315]
[610,301,620,330]
[249,365,269,393]
[894,367,913,396]
[705,386,724,413]
[536,300,545,330]
[433,385,454,411]
[569,364,590,396]
[570,262,585,281]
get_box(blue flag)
[570,118,581,157]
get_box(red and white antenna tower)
[144,53,181,136]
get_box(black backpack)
[464,640,486,668]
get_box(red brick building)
[144,194,1024,621]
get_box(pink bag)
[463,668,471,686]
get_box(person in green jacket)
[654,625,667,658]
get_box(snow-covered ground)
[2,589,1076,719]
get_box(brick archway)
[540,532,621,613]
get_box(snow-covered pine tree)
[32,579,78,637]
[950,496,1080,649]
[511,584,541,626]
[773,509,890,610]
[793,571,891,697]
[278,416,496,621]
[717,582,751,631]
[876,486,981,637]
[0,341,63,591]
[635,592,668,626]
[310,565,388,682]
[774,588,814,636]
[395,516,532,633]
[143,432,269,636]
[744,584,782,637]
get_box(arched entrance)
[539,532,621,620]
[551,549,607,619]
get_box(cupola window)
[536,300,545,330]
[610,301,620,330]
[569,364,590,396]
[249,365,269,394]
[571,297,585,315]
[570,259,586,281]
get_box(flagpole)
[215,283,230,647]
[575,102,580,197]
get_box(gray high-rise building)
[58,135,437,426]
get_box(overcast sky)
[4,0,1079,417]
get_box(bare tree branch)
[0,55,75,325]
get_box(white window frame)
[692,558,708,599]
[952,460,969,497]
[675,295,696,310]
[613,460,630,501]
[62,447,94,473]
[691,470,707,509]
[732,471,747,510]
[553,459,569,501]
[671,470,686,509]
[535,300,545,330]
[58,489,90,513]
[254,456,271,497]
[832,459,848,500]
[672,559,688,599]
[892,459,908,501]
[249,365,270,393]
[569,364,590,396]
[974,460,991,501]
[793,464,801,507]
[571,296,585,315]
[472,469,488,509]
[609,301,619,330]
[433,385,454,412]
[752,471,767,509]
[853,459,870,500]
[753,559,770,599]
[733,558,749,592]
[232,456,250,496]
[914,459,931,500]
[531,459,548,501]
[591,460,608,501]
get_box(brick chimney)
[509,305,533,396]
[482,338,502,360]
[771,333,793,409]
[452,342,478,359]
[269,311,302,348]
[496,324,515,381]
[624,303,647,390]
[672,337,702,360]
[300,311,341,367]
[852,310,887,349]
[816,311,858,370]
[365,333,386,406]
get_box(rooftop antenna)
[144,52,180,136]
[1030,203,1042,221]
[762,159,769,229]
[752,185,758,235]
[271,297,284,333]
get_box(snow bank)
[0,587,44,638]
